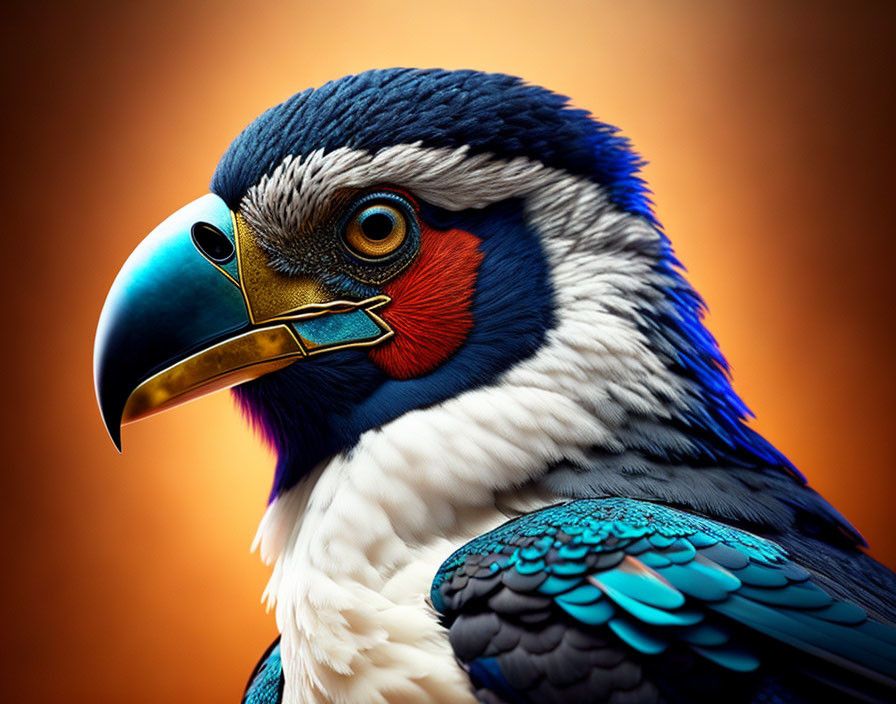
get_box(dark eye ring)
[343,203,407,258]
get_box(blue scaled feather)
[556,598,615,626]
[608,618,670,655]
[592,567,686,610]
[434,498,896,702]
[242,640,283,704]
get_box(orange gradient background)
[2,2,894,702]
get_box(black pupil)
[191,222,235,264]
[360,212,395,240]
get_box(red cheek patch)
[369,225,483,379]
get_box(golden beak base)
[121,297,392,426]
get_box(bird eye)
[344,203,407,258]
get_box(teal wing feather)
[241,639,283,704]
[432,498,896,703]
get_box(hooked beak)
[94,193,392,450]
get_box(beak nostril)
[191,221,235,264]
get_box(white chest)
[255,457,553,704]
[280,538,479,704]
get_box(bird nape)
[93,68,896,704]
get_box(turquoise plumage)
[243,640,283,704]
[432,498,896,702]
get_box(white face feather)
[242,143,558,263]
[244,144,691,703]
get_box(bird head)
[95,68,789,502]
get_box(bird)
[93,68,896,704]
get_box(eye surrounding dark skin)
[253,190,422,290]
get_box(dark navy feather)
[211,68,651,222]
